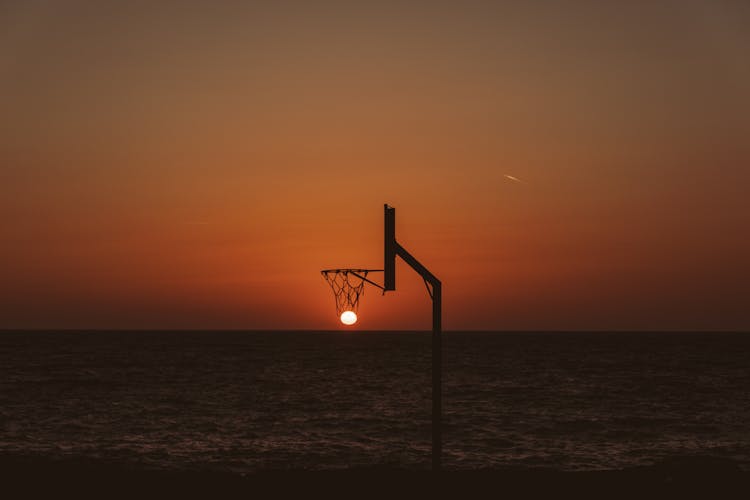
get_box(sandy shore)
[1,454,748,497]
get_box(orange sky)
[2,1,749,330]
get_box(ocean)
[1,331,749,473]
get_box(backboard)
[384,204,396,291]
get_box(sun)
[340,310,357,325]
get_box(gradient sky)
[2,0,749,330]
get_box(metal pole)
[389,212,442,470]
[432,281,442,471]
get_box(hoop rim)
[321,268,386,292]
[320,268,384,274]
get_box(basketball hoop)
[320,205,443,470]
[320,268,384,316]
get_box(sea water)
[1,331,748,472]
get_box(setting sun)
[340,311,357,326]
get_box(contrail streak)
[504,174,524,184]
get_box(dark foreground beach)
[2,454,749,497]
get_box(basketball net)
[321,269,372,316]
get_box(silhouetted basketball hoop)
[320,204,443,470]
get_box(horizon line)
[0,328,747,334]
